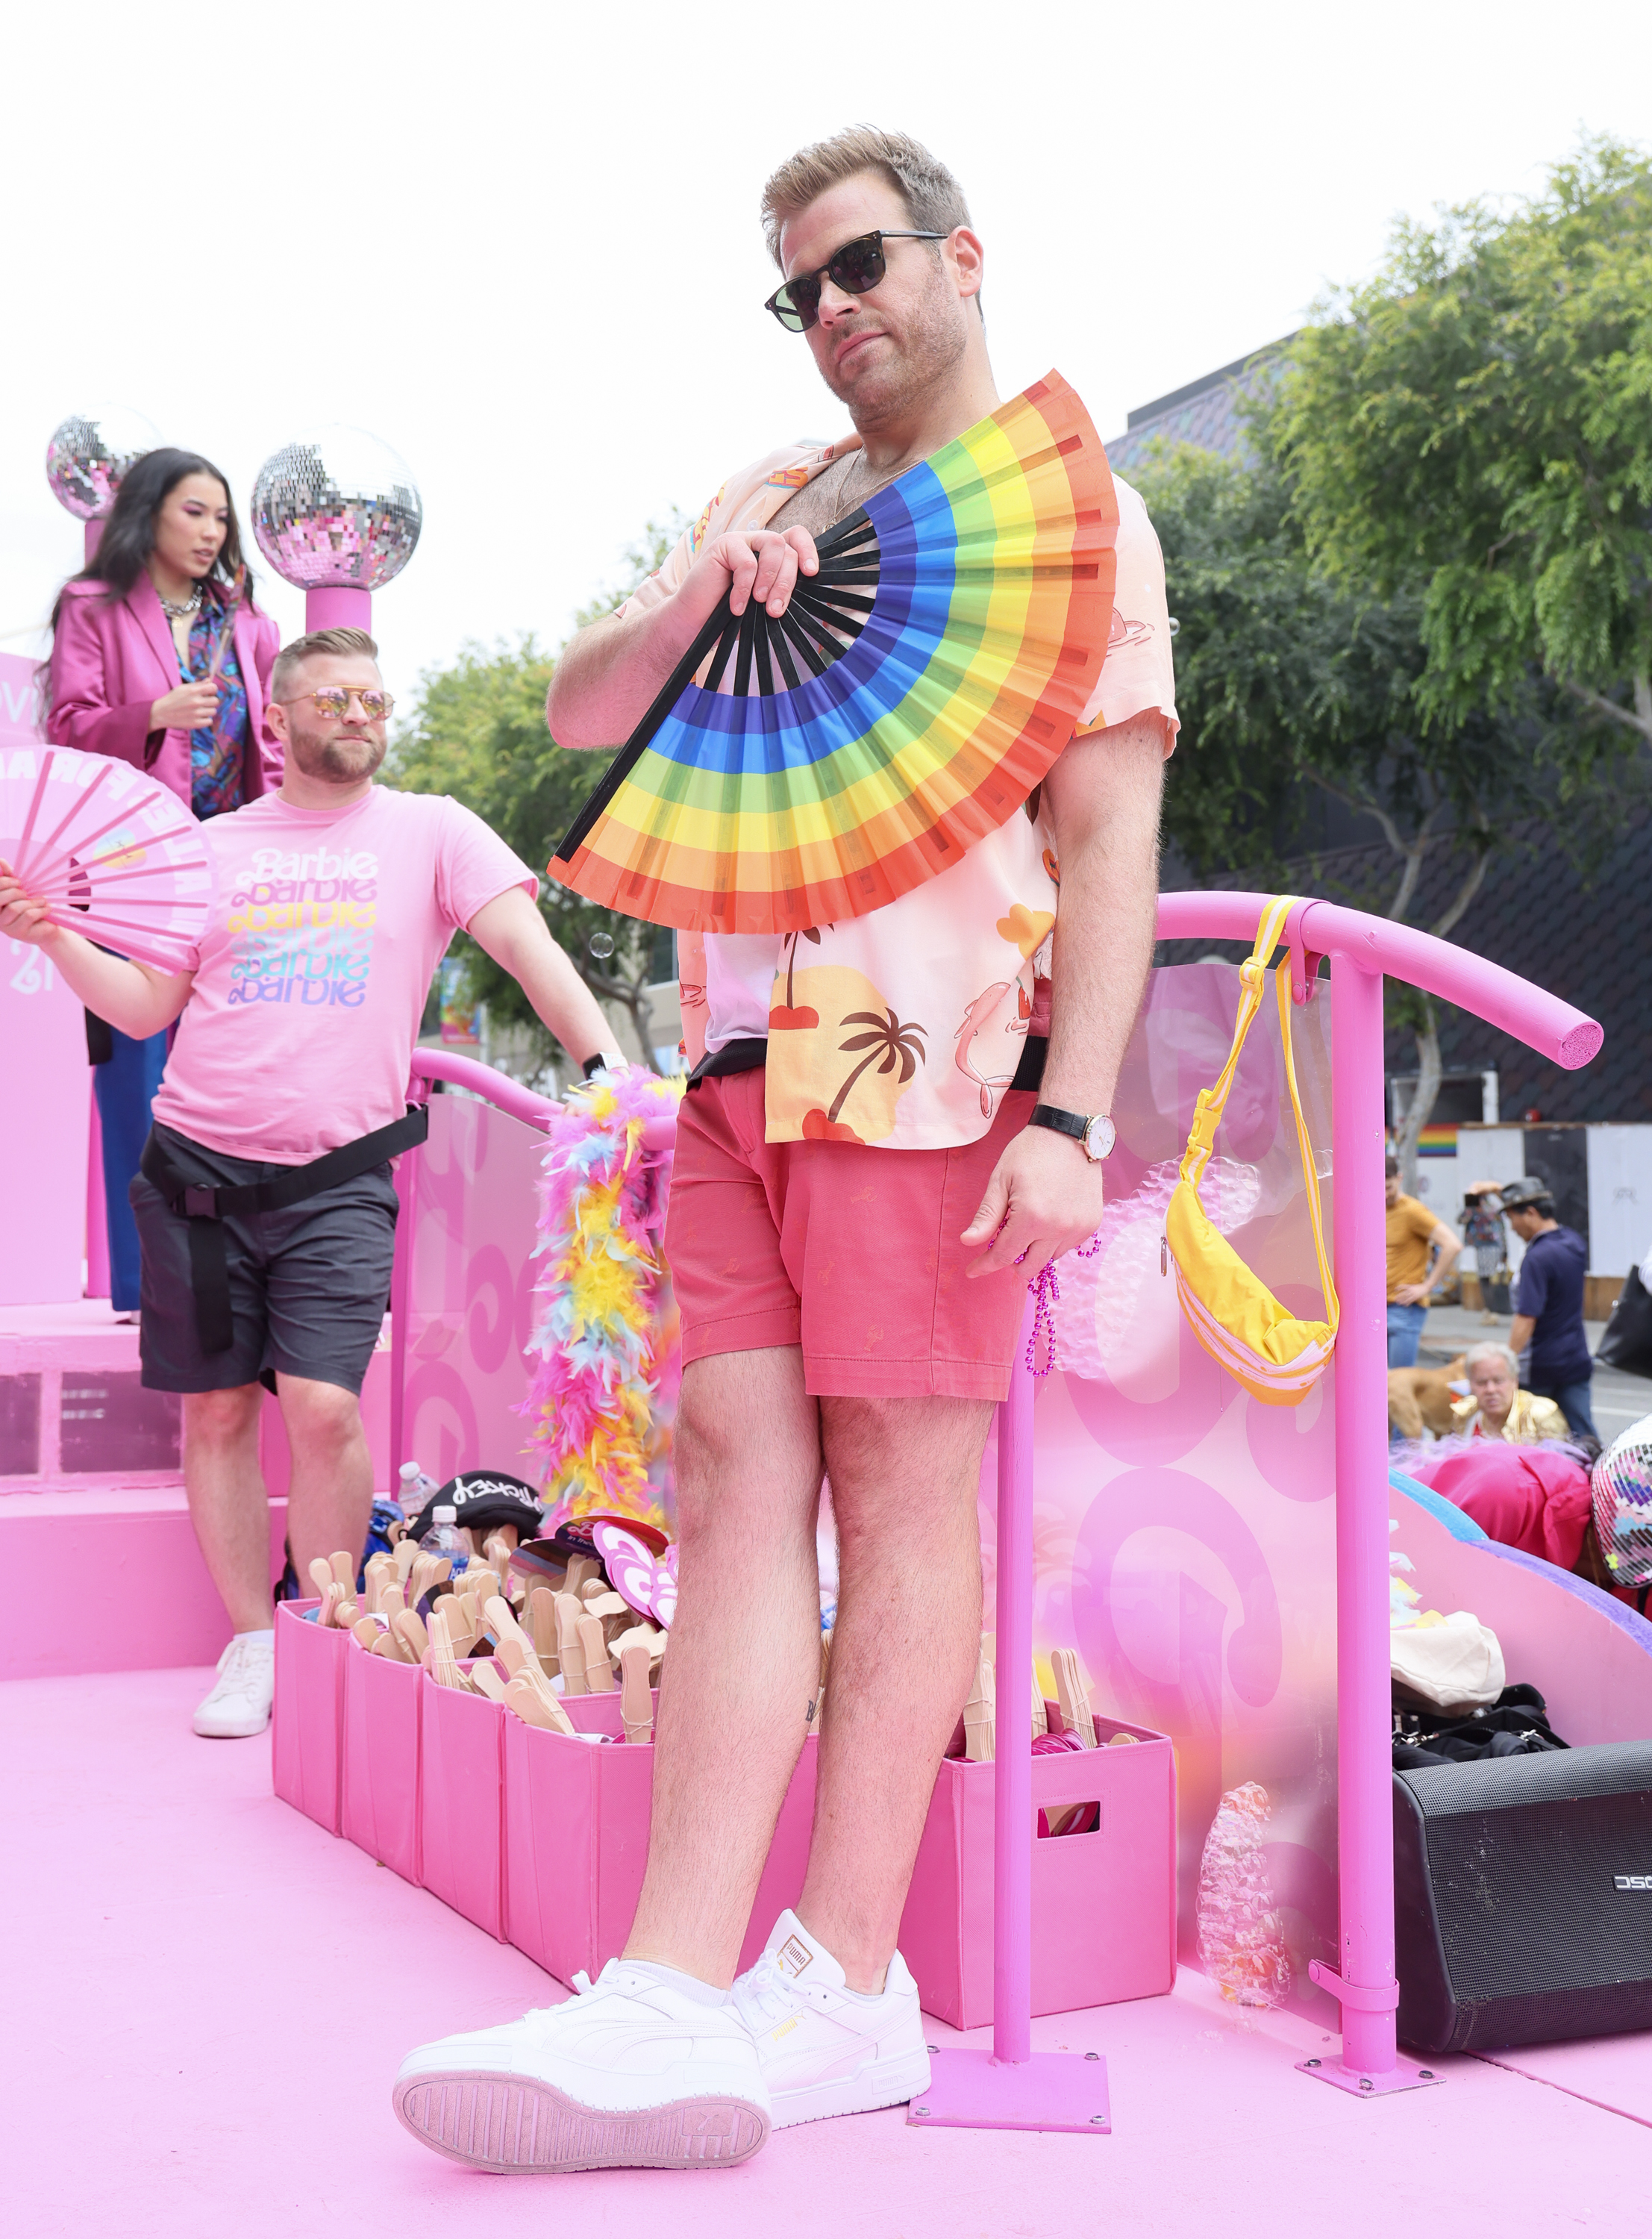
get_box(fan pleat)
[550,372,1118,934]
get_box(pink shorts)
[664,1069,1036,1402]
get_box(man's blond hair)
[759,126,973,266]
[270,626,379,702]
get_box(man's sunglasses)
[276,687,395,719]
[765,229,945,333]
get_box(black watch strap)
[1028,1103,1087,1144]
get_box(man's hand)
[683,526,819,625]
[961,1123,1108,1281]
[0,857,64,950]
[1393,1282,1432,1306]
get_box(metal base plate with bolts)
[907,2048,1111,2134]
[1297,2052,1444,2097]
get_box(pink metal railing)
[396,904,1601,2118]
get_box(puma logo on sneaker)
[776,1935,814,1979]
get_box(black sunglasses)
[765,229,946,333]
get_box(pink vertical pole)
[1328,955,1398,2076]
[84,519,104,564]
[388,1137,418,1481]
[85,1078,111,1300]
[306,587,372,632]
[992,1300,1036,2065]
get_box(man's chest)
[766,455,860,541]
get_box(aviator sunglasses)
[276,686,395,719]
[765,228,946,332]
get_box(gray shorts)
[130,1123,398,1396]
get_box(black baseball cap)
[406,1470,544,1543]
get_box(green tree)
[1142,437,1626,1188]
[1274,135,1652,748]
[388,516,686,1078]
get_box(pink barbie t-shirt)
[151,786,534,1164]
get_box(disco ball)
[1593,1413,1652,1587]
[251,425,422,592]
[45,405,163,519]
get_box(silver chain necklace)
[156,581,204,621]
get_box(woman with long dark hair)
[46,449,281,1315]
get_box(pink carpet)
[7,1665,1650,2238]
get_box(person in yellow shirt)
[1386,1154,1462,1367]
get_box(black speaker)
[1394,1742,1652,2053]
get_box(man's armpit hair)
[270,626,380,700]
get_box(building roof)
[1104,335,1299,476]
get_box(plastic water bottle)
[398,1461,438,1512]
[1195,1781,1291,2008]
[419,1503,467,1558]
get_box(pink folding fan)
[1,744,216,972]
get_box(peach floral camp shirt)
[618,432,1179,1152]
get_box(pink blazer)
[47,575,283,808]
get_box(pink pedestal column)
[909,1304,1112,2136]
[86,1078,110,1301]
[305,587,372,633]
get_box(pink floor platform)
[7,1662,1649,2239]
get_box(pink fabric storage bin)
[504,1713,819,1987]
[340,1641,422,1882]
[898,1711,1176,2030]
[417,1665,507,1940]
[272,1599,348,1835]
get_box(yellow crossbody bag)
[1164,895,1339,1406]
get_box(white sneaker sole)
[393,2072,769,2172]
[193,1703,272,1739]
[769,2045,932,2129]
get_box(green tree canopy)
[1274,135,1652,746]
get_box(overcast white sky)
[4,1,1650,712]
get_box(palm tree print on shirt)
[801,1008,929,1143]
[769,926,822,1030]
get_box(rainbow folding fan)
[549,372,1118,935]
[1,745,216,972]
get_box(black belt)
[140,1107,430,1355]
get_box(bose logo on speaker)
[1614,1876,1652,1890]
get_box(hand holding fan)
[0,745,216,972]
[550,372,1118,936]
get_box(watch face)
[1083,1114,1116,1163]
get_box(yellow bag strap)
[1178,895,1338,1326]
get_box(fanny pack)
[140,1106,430,1355]
[1164,895,1339,1407]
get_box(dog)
[1388,1355,1468,1440]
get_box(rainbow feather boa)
[521,1067,683,1533]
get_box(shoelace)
[216,1635,271,1686]
[733,1957,795,2028]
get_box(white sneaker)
[392,1960,771,2173]
[192,1632,275,1739]
[731,1910,930,2128]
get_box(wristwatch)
[582,1050,628,1078]
[1028,1103,1116,1164]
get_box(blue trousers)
[1527,1374,1599,1443]
[94,1026,169,1311]
[1386,1301,1428,1369]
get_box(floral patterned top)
[622,429,1179,1151]
[181,589,249,821]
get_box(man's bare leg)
[278,1373,375,1585]
[183,1384,272,1633]
[796,1394,992,1990]
[625,1346,823,1985]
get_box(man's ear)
[947,226,985,304]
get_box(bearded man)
[0,627,616,1739]
[396,127,1177,2173]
